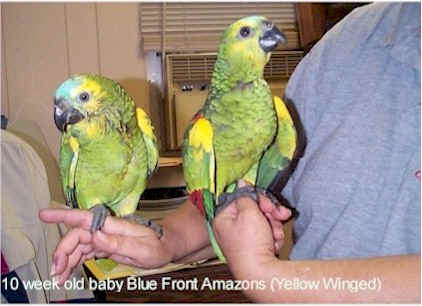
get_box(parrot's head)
[54,74,112,133]
[217,16,286,81]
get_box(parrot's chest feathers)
[64,118,133,174]
[208,79,277,161]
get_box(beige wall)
[1,4,8,118]
[2,3,150,159]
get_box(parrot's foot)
[215,185,259,217]
[124,215,163,239]
[89,204,110,233]
[255,187,281,207]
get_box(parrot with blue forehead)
[183,16,298,262]
[53,74,162,236]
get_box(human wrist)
[157,222,180,262]
[227,248,279,281]
[229,254,282,303]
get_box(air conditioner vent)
[170,54,217,83]
[167,51,303,84]
[265,51,304,79]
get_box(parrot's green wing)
[257,96,297,192]
[183,114,225,262]
[59,135,79,208]
[136,108,159,176]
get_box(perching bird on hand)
[182,16,298,262]
[53,73,162,237]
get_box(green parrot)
[182,16,298,263]
[53,74,162,237]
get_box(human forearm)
[160,200,213,262]
[213,197,420,303]
[229,254,421,303]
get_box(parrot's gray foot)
[215,185,259,217]
[89,204,110,233]
[124,215,163,239]
[255,187,281,207]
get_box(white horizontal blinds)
[140,2,300,52]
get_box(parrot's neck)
[208,54,264,100]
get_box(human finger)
[40,208,93,230]
[258,195,292,221]
[40,208,155,237]
[56,243,92,285]
[53,228,92,277]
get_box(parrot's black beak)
[259,21,286,53]
[54,98,85,132]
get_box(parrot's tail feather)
[206,222,226,263]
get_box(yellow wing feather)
[183,117,215,193]
[273,96,297,160]
[136,108,159,175]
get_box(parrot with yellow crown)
[182,16,298,262]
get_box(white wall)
[2,3,150,159]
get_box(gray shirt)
[283,2,420,260]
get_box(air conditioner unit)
[165,51,304,150]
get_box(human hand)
[39,209,173,284]
[257,194,292,252]
[213,194,290,274]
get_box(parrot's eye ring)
[79,92,90,102]
[239,26,252,38]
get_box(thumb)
[214,196,259,232]
[233,196,260,217]
[217,195,259,221]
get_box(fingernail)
[279,207,291,219]
[52,276,59,285]
[57,275,65,286]
[237,179,247,188]
[282,206,291,214]
[50,263,56,277]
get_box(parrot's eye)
[79,92,90,102]
[239,26,252,38]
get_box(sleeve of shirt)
[280,11,353,204]
[1,131,94,302]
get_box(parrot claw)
[89,204,110,232]
[215,185,281,217]
[255,187,281,207]
[215,185,259,217]
[124,215,163,239]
